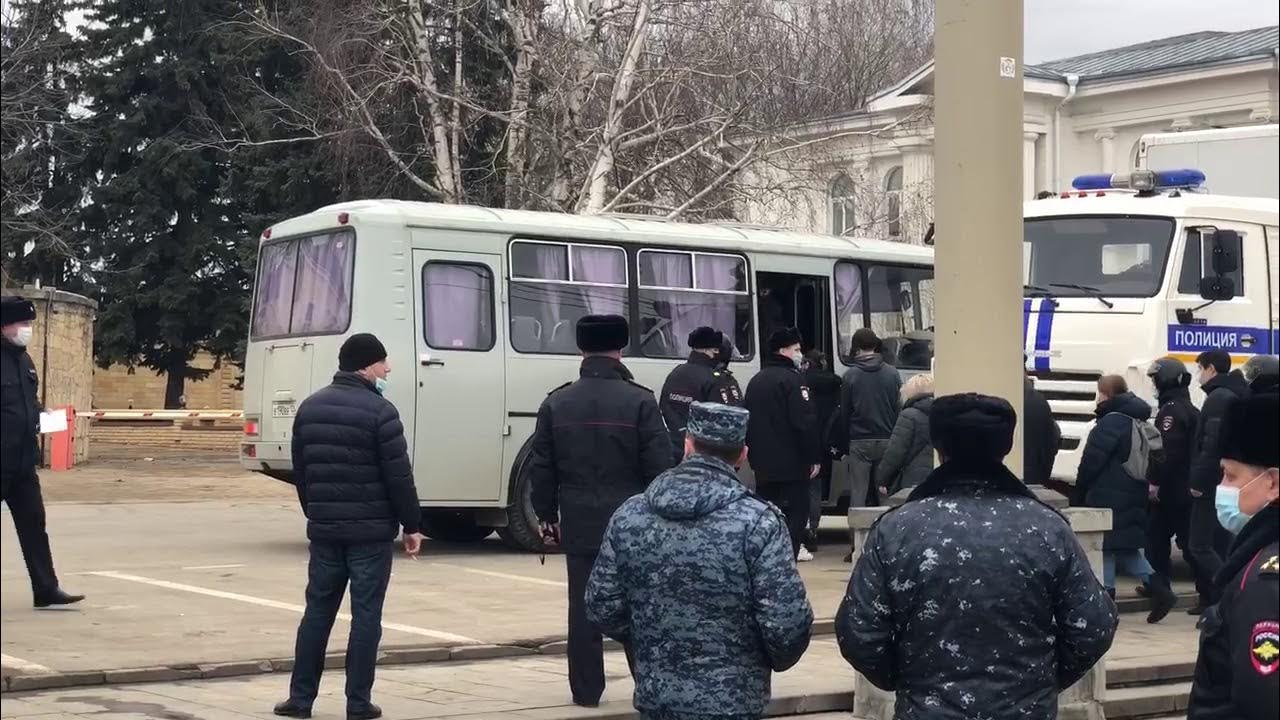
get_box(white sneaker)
[796,547,814,562]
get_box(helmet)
[1147,357,1190,390]
[1241,354,1279,387]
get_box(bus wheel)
[419,510,494,543]
[498,442,550,553]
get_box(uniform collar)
[1218,503,1279,586]
[687,351,717,368]
[580,355,633,381]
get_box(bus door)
[411,250,506,503]
[1168,222,1272,385]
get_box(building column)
[900,141,934,245]
[1023,132,1039,198]
[1095,128,1117,174]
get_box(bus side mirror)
[1209,230,1240,275]
[1199,276,1236,301]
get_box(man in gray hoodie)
[835,328,903,508]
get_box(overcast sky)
[1026,0,1279,63]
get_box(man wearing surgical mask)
[1,295,84,608]
[1188,392,1278,720]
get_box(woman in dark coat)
[1075,375,1176,622]
[874,373,934,497]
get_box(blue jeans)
[1103,549,1154,591]
[288,541,393,710]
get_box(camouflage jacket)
[836,462,1118,720]
[586,454,813,719]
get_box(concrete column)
[1095,128,1117,173]
[933,0,1024,472]
[901,141,934,244]
[1023,132,1039,198]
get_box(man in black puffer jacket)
[274,333,423,720]
[528,314,672,708]
[836,393,1117,719]
[1075,375,1177,622]
[1188,349,1251,611]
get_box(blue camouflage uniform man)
[586,402,814,720]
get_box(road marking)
[182,564,247,571]
[84,571,480,644]
[431,563,567,588]
[1,653,53,674]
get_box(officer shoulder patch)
[1160,415,1174,432]
[1251,620,1280,676]
[1261,553,1279,575]
[626,379,655,394]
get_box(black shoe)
[843,551,853,563]
[34,588,85,608]
[1145,578,1177,624]
[273,700,312,718]
[1187,602,1208,616]
[572,697,600,708]
[347,704,382,720]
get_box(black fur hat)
[930,393,1017,463]
[1221,393,1279,468]
[767,327,803,354]
[576,314,629,353]
[687,326,723,350]
[0,296,37,326]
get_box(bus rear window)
[251,230,355,339]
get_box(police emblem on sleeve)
[1251,620,1280,676]
[800,386,810,402]
[1161,415,1174,432]
[1261,554,1279,574]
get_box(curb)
[0,610,1179,695]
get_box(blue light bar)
[1071,168,1205,191]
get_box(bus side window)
[1178,230,1244,295]
[508,240,629,354]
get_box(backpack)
[1107,413,1163,482]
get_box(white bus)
[240,200,935,550]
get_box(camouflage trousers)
[641,711,760,720]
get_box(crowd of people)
[2,296,1276,720]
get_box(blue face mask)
[1215,471,1266,534]
[374,377,389,396]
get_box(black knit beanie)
[339,333,388,372]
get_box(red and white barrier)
[77,410,244,420]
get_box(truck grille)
[1028,369,1100,451]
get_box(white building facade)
[742,26,1279,243]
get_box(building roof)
[1027,25,1278,82]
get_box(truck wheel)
[419,510,494,543]
[498,441,551,553]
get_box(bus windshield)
[1023,216,1175,299]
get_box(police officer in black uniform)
[1188,393,1278,720]
[527,314,672,707]
[714,334,743,400]
[658,326,741,465]
[743,327,819,558]
[0,296,83,608]
[1145,357,1203,601]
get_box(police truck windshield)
[1023,217,1175,299]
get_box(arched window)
[830,173,856,236]
[884,166,903,238]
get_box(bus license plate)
[272,402,297,418]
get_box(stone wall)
[3,288,97,464]
[93,351,243,409]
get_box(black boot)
[34,588,84,608]
[347,703,382,720]
[272,700,312,718]
[1145,576,1177,624]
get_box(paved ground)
[35,446,295,504]
[0,620,1199,720]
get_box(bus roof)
[1025,192,1279,227]
[277,199,935,265]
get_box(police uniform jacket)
[586,454,813,719]
[291,372,422,543]
[0,338,41,489]
[837,460,1119,720]
[1188,503,1280,720]
[659,351,742,464]
[743,354,819,485]
[1150,386,1199,504]
[1190,371,1250,495]
[528,355,672,555]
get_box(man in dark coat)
[1074,375,1177,621]
[275,333,424,720]
[1145,357,1203,605]
[586,402,813,720]
[1188,393,1278,720]
[743,327,819,558]
[528,314,672,707]
[1188,349,1251,611]
[659,326,741,465]
[1022,361,1061,486]
[714,334,744,401]
[835,328,902,507]
[802,349,841,554]
[836,393,1118,720]
[0,296,83,608]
